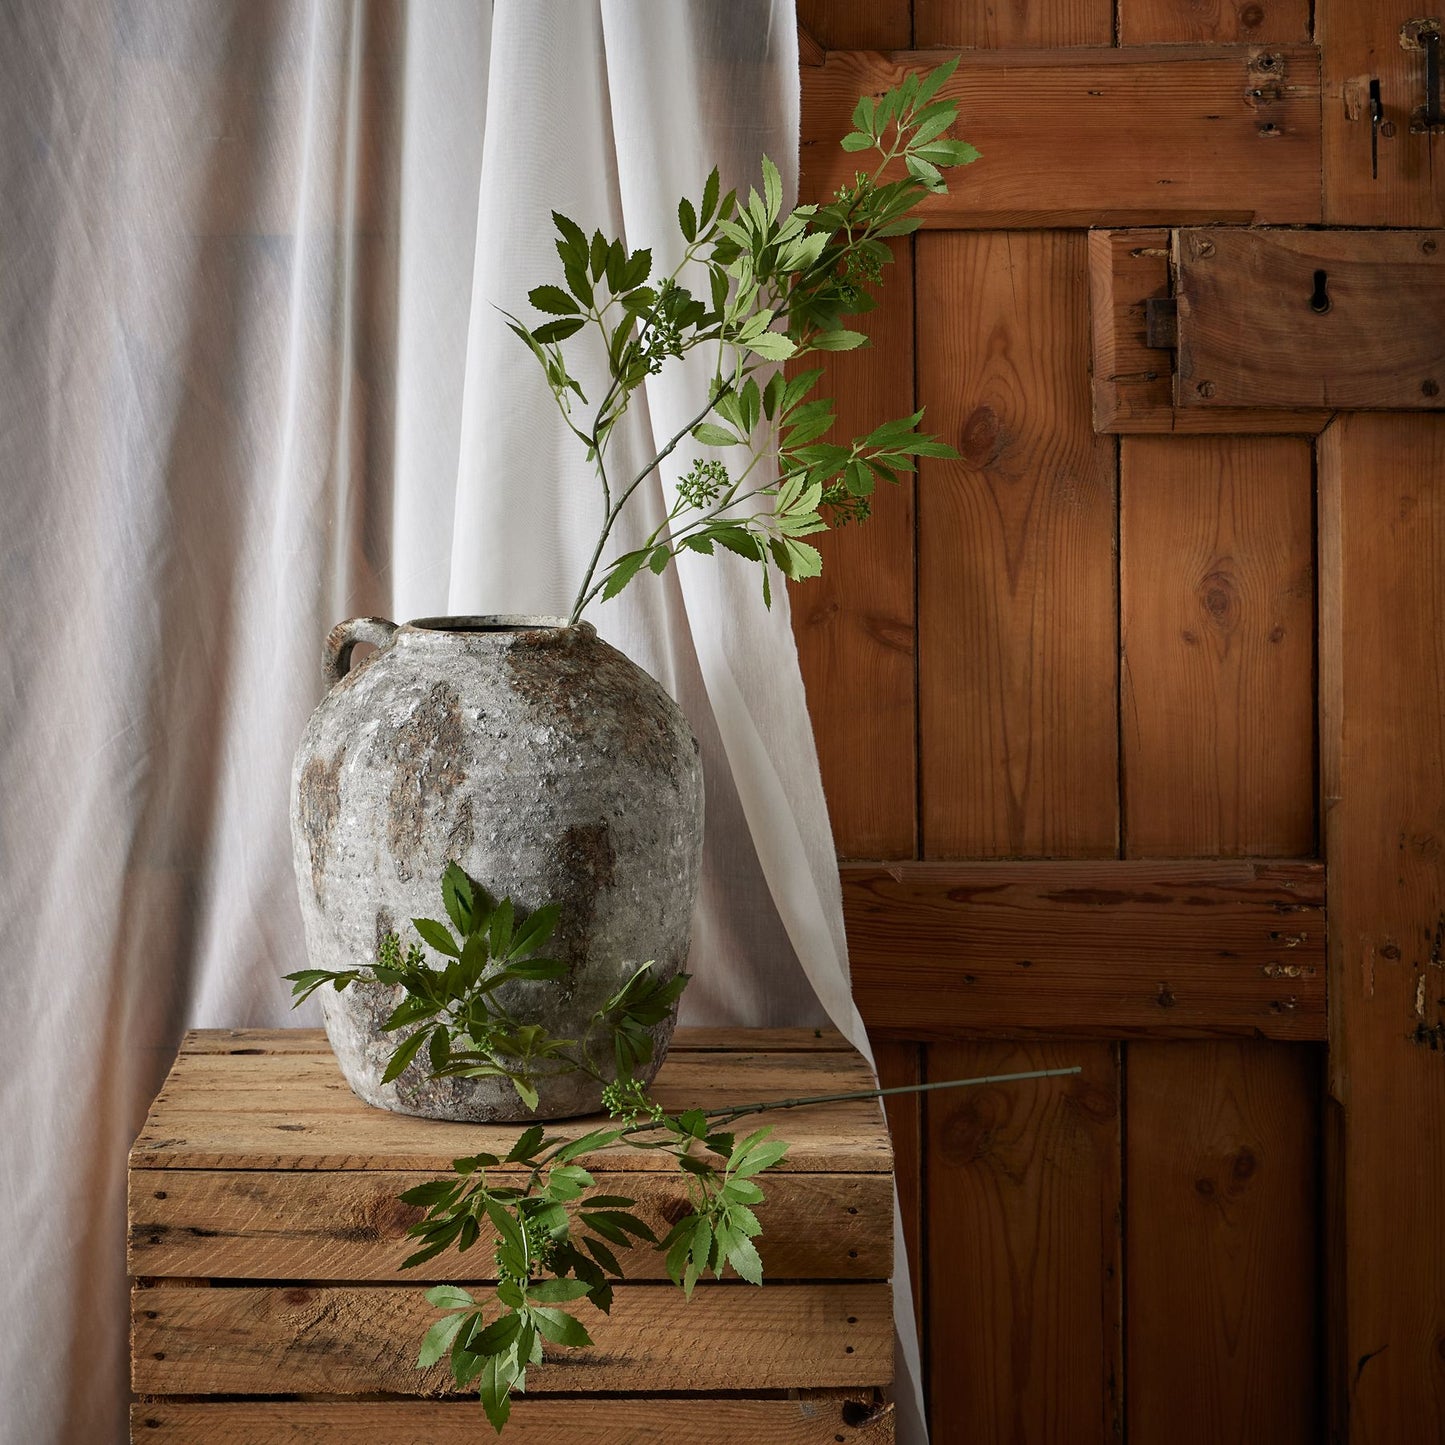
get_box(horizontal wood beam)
[845,860,1325,1039]
[802,45,1322,229]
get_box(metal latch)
[1402,19,1445,130]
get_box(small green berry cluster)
[642,279,685,374]
[677,457,729,510]
[602,1075,664,1123]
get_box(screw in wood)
[1195,238,1215,259]
[1196,380,1217,398]
[1423,379,1440,397]
[1424,238,1439,255]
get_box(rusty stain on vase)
[297,750,344,902]
[385,681,468,882]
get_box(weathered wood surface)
[916,231,1118,858]
[791,238,917,859]
[927,1041,1122,1443]
[128,1167,892,1281]
[1118,0,1310,43]
[913,0,1113,47]
[1319,0,1445,227]
[132,1040,891,1173]
[1120,436,1316,856]
[802,47,1323,228]
[1126,1041,1321,1444]
[845,860,1326,1038]
[1319,414,1445,1442]
[1175,228,1445,410]
[1087,229,1331,434]
[129,1394,896,1444]
[796,0,909,50]
[131,1282,894,1395]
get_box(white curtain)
[0,4,925,1441]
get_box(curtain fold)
[0,5,925,1440]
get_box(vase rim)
[402,614,586,634]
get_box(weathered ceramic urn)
[290,616,703,1121]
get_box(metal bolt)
[1195,238,1215,259]
[1424,238,1438,255]
[1196,380,1217,398]
[1424,379,1440,397]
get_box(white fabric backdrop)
[0,4,925,1440]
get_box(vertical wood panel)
[1120,437,1315,857]
[873,1039,924,1336]
[1118,0,1310,44]
[796,0,911,50]
[917,231,1118,859]
[926,1042,1122,1444]
[1319,0,1445,227]
[914,0,1113,48]
[1319,415,1445,1443]
[1125,1042,1321,1445]
[792,241,917,858]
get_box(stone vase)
[289,615,703,1121]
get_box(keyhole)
[1309,269,1332,314]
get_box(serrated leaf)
[745,330,796,361]
[678,196,697,241]
[692,422,739,448]
[840,131,874,152]
[425,1284,476,1311]
[533,316,586,344]
[528,1277,594,1304]
[761,154,782,220]
[381,1027,431,1083]
[411,917,460,957]
[724,1232,764,1285]
[529,284,579,316]
[417,1310,467,1368]
[506,1124,545,1163]
[530,1306,593,1348]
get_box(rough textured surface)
[290,617,704,1121]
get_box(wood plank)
[916,231,1118,858]
[1318,414,1445,1442]
[914,0,1113,48]
[795,0,910,50]
[1087,229,1331,435]
[802,47,1323,229]
[1119,0,1310,44]
[871,1040,922,1333]
[1320,1,1445,227]
[130,1395,896,1444]
[1120,436,1316,856]
[792,238,917,858]
[128,1168,892,1281]
[131,1282,893,1395]
[844,859,1326,1039]
[1175,228,1445,411]
[926,1042,1122,1443]
[1125,1041,1321,1445]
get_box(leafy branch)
[503,57,978,623]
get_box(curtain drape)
[0,4,925,1440]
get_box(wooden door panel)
[916,231,1118,859]
[1118,0,1311,45]
[913,0,1113,48]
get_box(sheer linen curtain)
[0,4,925,1441]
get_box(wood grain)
[1118,0,1310,43]
[1319,414,1445,1442]
[916,231,1118,859]
[1175,228,1445,410]
[802,47,1323,228]
[796,0,911,50]
[926,1042,1122,1444]
[129,1395,896,1444]
[845,859,1325,1038]
[914,0,1112,48]
[128,1168,893,1282]
[132,1282,893,1395]
[1087,229,1331,435]
[1120,436,1316,856]
[791,239,917,858]
[1319,0,1445,227]
[1125,1041,1321,1444]
[871,1040,923,1333]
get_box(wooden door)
[791,3,1445,1441]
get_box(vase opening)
[406,615,574,634]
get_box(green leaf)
[417,1310,467,1368]
[840,131,874,152]
[601,548,651,601]
[480,1351,516,1433]
[440,862,476,934]
[701,166,720,225]
[552,211,588,262]
[745,330,796,362]
[692,422,739,448]
[529,284,580,316]
[761,154,783,220]
[912,54,960,110]
[488,897,514,958]
[583,1234,624,1276]
[399,1178,461,1208]
[425,1284,477,1311]
[648,545,671,576]
[508,902,560,960]
[412,917,460,958]
[533,317,586,344]
[381,1027,431,1084]
[428,1025,451,1073]
[809,329,868,352]
[506,1124,545,1163]
[531,1306,594,1348]
[724,1232,765,1285]
[678,196,697,241]
[470,1308,523,1357]
[528,1277,594,1304]
[486,1201,530,1266]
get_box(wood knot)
[1232,1147,1257,1182]
[958,405,1006,468]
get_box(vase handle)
[324,617,398,687]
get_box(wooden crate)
[129,1027,896,1442]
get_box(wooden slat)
[870,1040,922,1333]
[914,0,1113,48]
[802,48,1323,229]
[1175,228,1445,411]
[1125,1041,1321,1444]
[131,1282,893,1395]
[795,0,910,50]
[1087,229,1331,435]
[1119,0,1310,43]
[792,238,917,858]
[926,1042,1122,1443]
[130,1395,895,1444]
[1120,436,1316,856]
[1319,414,1445,1442]
[844,859,1326,1039]
[1319,0,1445,227]
[128,1168,892,1281]
[917,231,1118,858]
